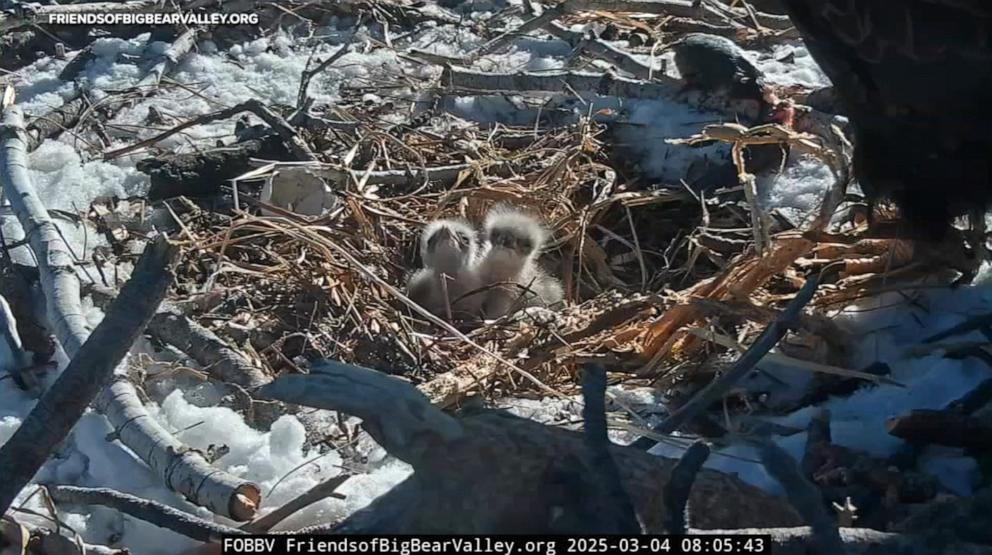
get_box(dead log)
[258,360,803,533]
[0,237,175,514]
[139,137,293,201]
[0,102,259,520]
[24,94,90,152]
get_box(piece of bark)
[139,137,293,200]
[886,410,992,451]
[0,104,259,520]
[258,360,803,533]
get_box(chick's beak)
[435,227,460,248]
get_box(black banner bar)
[221,535,772,555]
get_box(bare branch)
[47,486,245,542]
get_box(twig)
[297,44,350,109]
[442,66,677,100]
[654,266,828,434]
[753,439,847,555]
[0,237,176,514]
[686,327,904,386]
[663,441,710,534]
[103,99,316,161]
[241,475,350,533]
[46,486,245,542]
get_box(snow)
[749,42,831,89]
[649,275,992,498]
[0,5,985,551]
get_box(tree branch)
[0,237,176,514]
[0,103,259,520]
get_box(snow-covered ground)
[0,4,985,553]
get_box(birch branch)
[0,103,260,520]
[0,237,176,515]
[240,475,350,533]
[136,28,200,90]
[88,286,270,388]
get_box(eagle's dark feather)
[780,0,992,238]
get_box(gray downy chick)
[406,219,480,321]
[474,206,563,320]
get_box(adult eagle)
[779,1,992,240]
